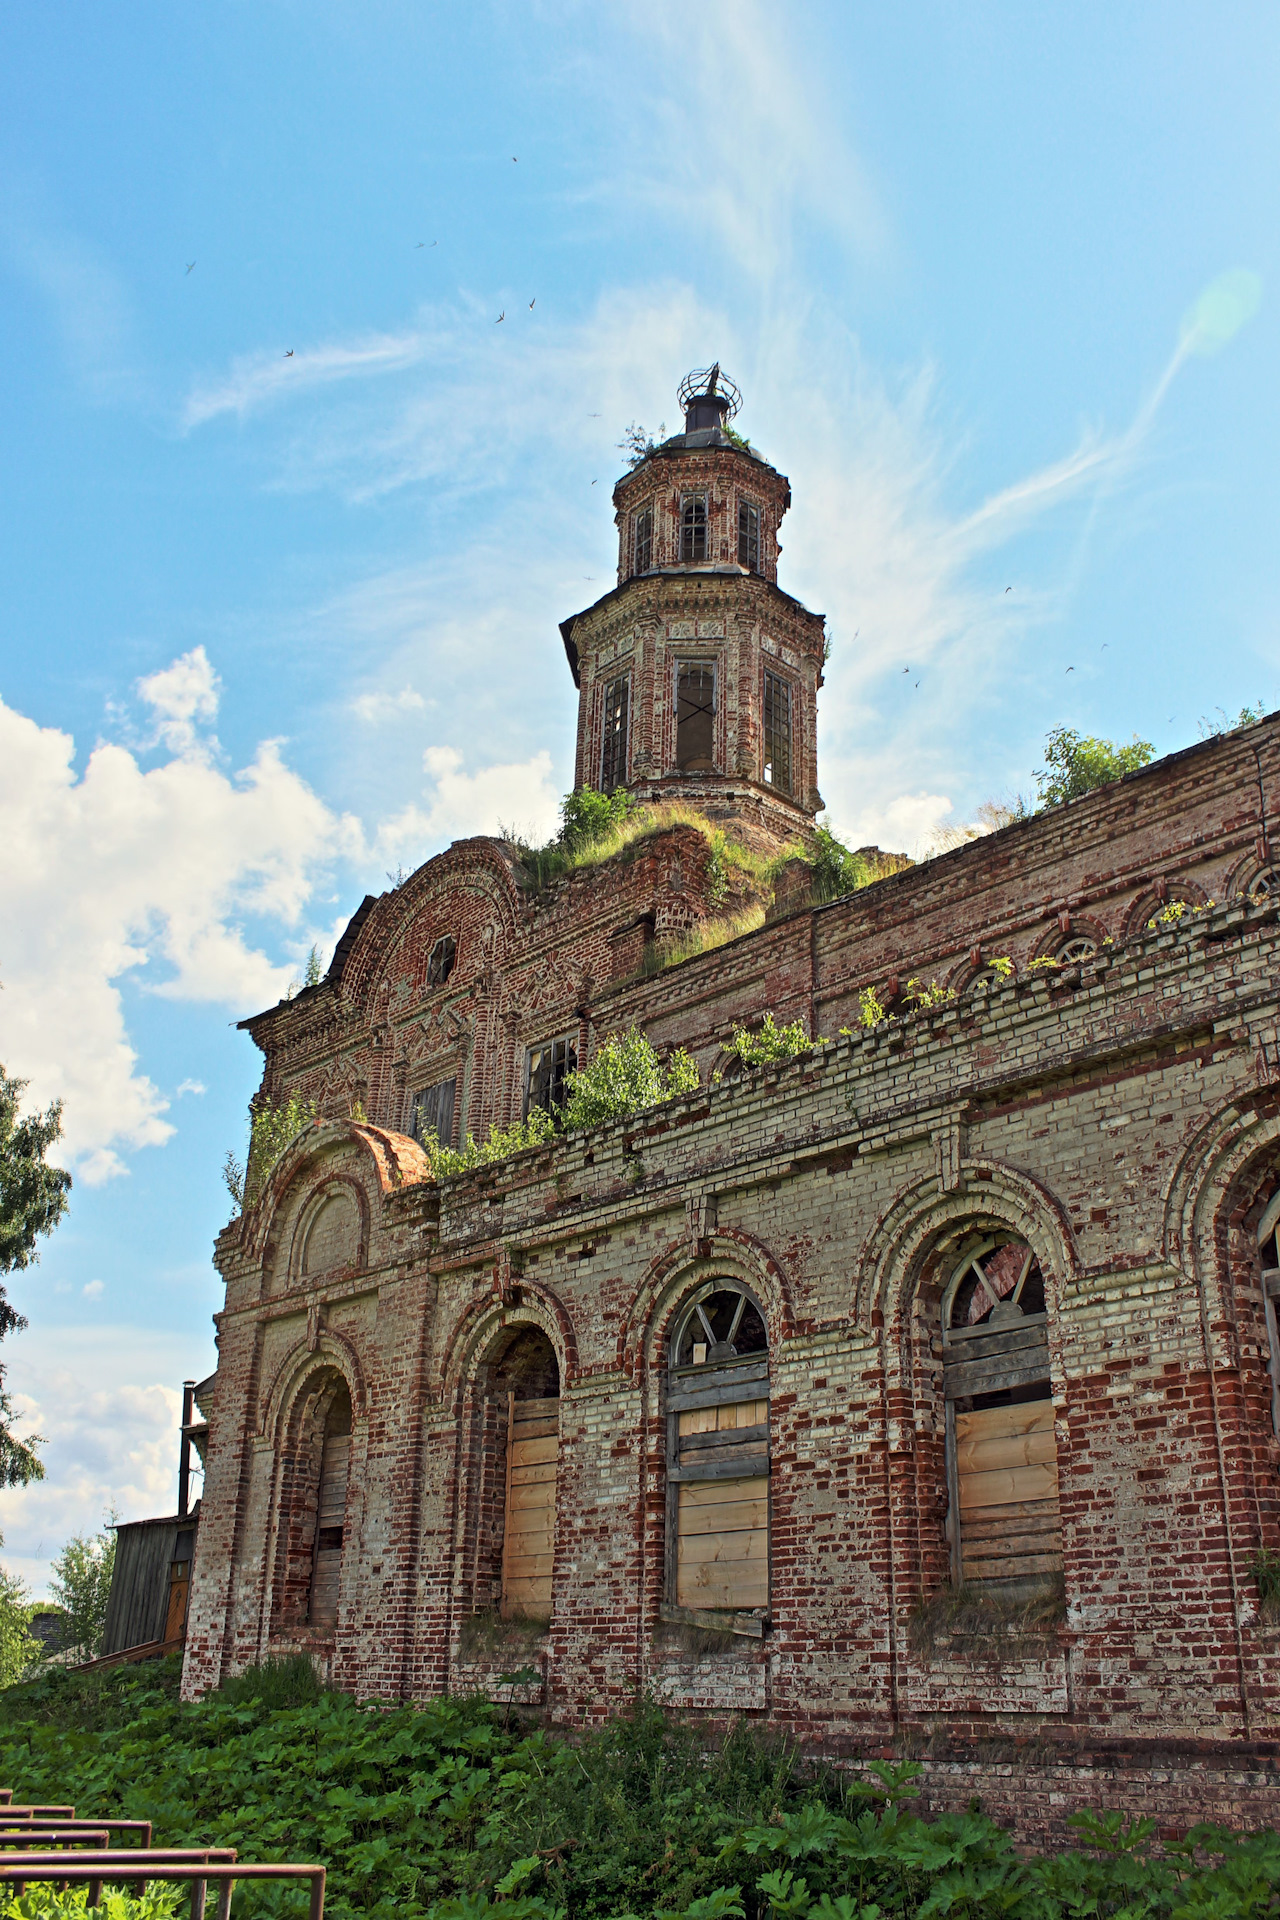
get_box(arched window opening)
[308,1382,351,1631]
[667,1283,769,1623]
[1056,934,1098,965]
[1256,1193,1280,1434]
[492,1328,561,1621]
[941,1237,1062,1596]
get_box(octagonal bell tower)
[558,367,825,854]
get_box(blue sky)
[1,1,1277,1593]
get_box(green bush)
[0,1888,180,1920]
[725,1014,818,1071]
[560,1029,699,1130]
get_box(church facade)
[183,372,1280,1840]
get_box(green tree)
[49,1519,116,1662]
[1034,726,1154,808]
[0,1560,37,1688]
[0,1068,67,1487]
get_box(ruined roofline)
[559,567,824,687]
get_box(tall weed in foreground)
[0,1669,1278,1920]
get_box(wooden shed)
[100,1512,199,1657]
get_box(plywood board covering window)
[668,1285,769,1619]
[501,1395,559,1618]
[309,1419,350,1631]
[942,1237,1062,1592]
[954,1400,1061,1585]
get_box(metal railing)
[0,1791,326,1920]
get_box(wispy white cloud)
[182,330,428,429]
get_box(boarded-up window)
[601,674,630,793]
[309,1396,351,1631]
[501,1395,559,1618]
[668,1286,769,1618]
[942,1238,1061,1594]
[410,1077,457,1149]
[676,663,716,771]
[1257,1192,1280,1433]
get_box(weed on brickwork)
[1,1664,1279,1919]
[907,1577,1068,1663]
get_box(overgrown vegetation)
[416,1110,557,1180]
[618,422,667,467]
[641,905,769,975]
[1,1665,1279,1919]
[0,1065,68,1488]
[560,1028,699,1130]
[1033,726,1155,809]
[907,1578,1067,1661]
[224,1091,320,1211]
[724,1014,819,1072]
[1248,1545,1280,1624]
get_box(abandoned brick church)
[184,369,1280,1837]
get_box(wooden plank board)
[512,1411,559,1439]
[945,1318,1048,1362]
[507,1477,559,1512]
[509,1457,557,1487]
[959,1461,1059,1509]
[678,1529,767,1567]
[678,1424,769,1453]
[504,1553,555,1580]
[961,1547,1063,1580]
[955,1425,1057,1475]
[677,1563,768,1609]
[679,1500,768,1540]
[956,1401,1054,1443]
[669,1452,767,1482]
[318,1435,350,1527]
[679,1475,767,1511]
[668,1358,769,1411]
[945,1356,1053,1400]
[678,1399,768,1436]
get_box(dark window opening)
[738,501,760,571]
[601,675,630,793]
[763,670,792,793]
[526,1035,576,1117]
[677,663,716,771]
[680,495,708,562]
[427,935,456,986]
[409,1077,457,1149]
[633,506,653,575]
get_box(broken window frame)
[525,1034,577,1119]
[409,1076,457,1150]
[680,493,708,563]
[676,660,717,772]
[427,935,457,987]
[762,669,793,793]
[940,1236,1062,1594]
[664,1281,770,1633]
[1257,1192,1280,1434]
[600,673,630,793]
[633,505,653,575]
[738,499,761,572]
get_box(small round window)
[944,1237,1045,1335]
[673,1285,767,1369]
[1057,934,1097,964]
[427,936,456,987]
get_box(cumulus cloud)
[0,665,360,1181]
[81,1281,103,1300]
[136,645,221,753]
[375,745,561,869]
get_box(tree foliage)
[0,1069,71,1280]
[0,1563,37,1690]
[224,1091,320,1211]
[49,1521,116,1662]
[1033,726,1154,808]
[726,1013,817,1070]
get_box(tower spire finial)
[678,365,741,434]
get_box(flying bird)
[415,241,424,248]
[1065,665,1074,673]
[587,412,601,417]
[284,349,294,358]
[185,262,195,273]
[529,298,535,309]
[496,311,504,323]
[1005,585,1011,592]
[591,478,598,485]
[902,667,909,674]
[1101,643,1109,650]
[512,156,518,162]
